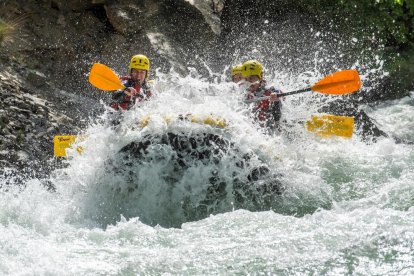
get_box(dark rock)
[50,0,93,12]
[27,70,47,88]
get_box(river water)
[1,70,413,275]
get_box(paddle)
[88,63,125,91]
[245,70,361,103]
[306,114,354,138]
[54,135,84,157]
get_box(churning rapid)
[1,69,413,275]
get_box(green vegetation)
[297,0,414,96]
[0,15,25,46]
[299,0,414,48]
[0,19,13,45]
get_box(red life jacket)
[246,87,273,121]
[110,76,152,110]
[245,85,282,128]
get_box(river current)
[1,70,413,275]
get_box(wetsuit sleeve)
[267,87,283,128]
[111,91,126,103]
[269,101,282,125]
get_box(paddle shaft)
[244,87,311,104]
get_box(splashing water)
[1,68,413,274]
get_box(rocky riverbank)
[0,0,222,180]
[0,58,85,178]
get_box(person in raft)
[241,60,283,130]
[230,63,243,84]
[110,54,153,110]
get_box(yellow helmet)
[241,60,263,79]
[231,63,243,77]
[129,54,150,72]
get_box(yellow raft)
[54,114,354,157]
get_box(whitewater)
[1,69,413,275]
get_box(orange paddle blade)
[311,70,361,95]
[88,63,125,91]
